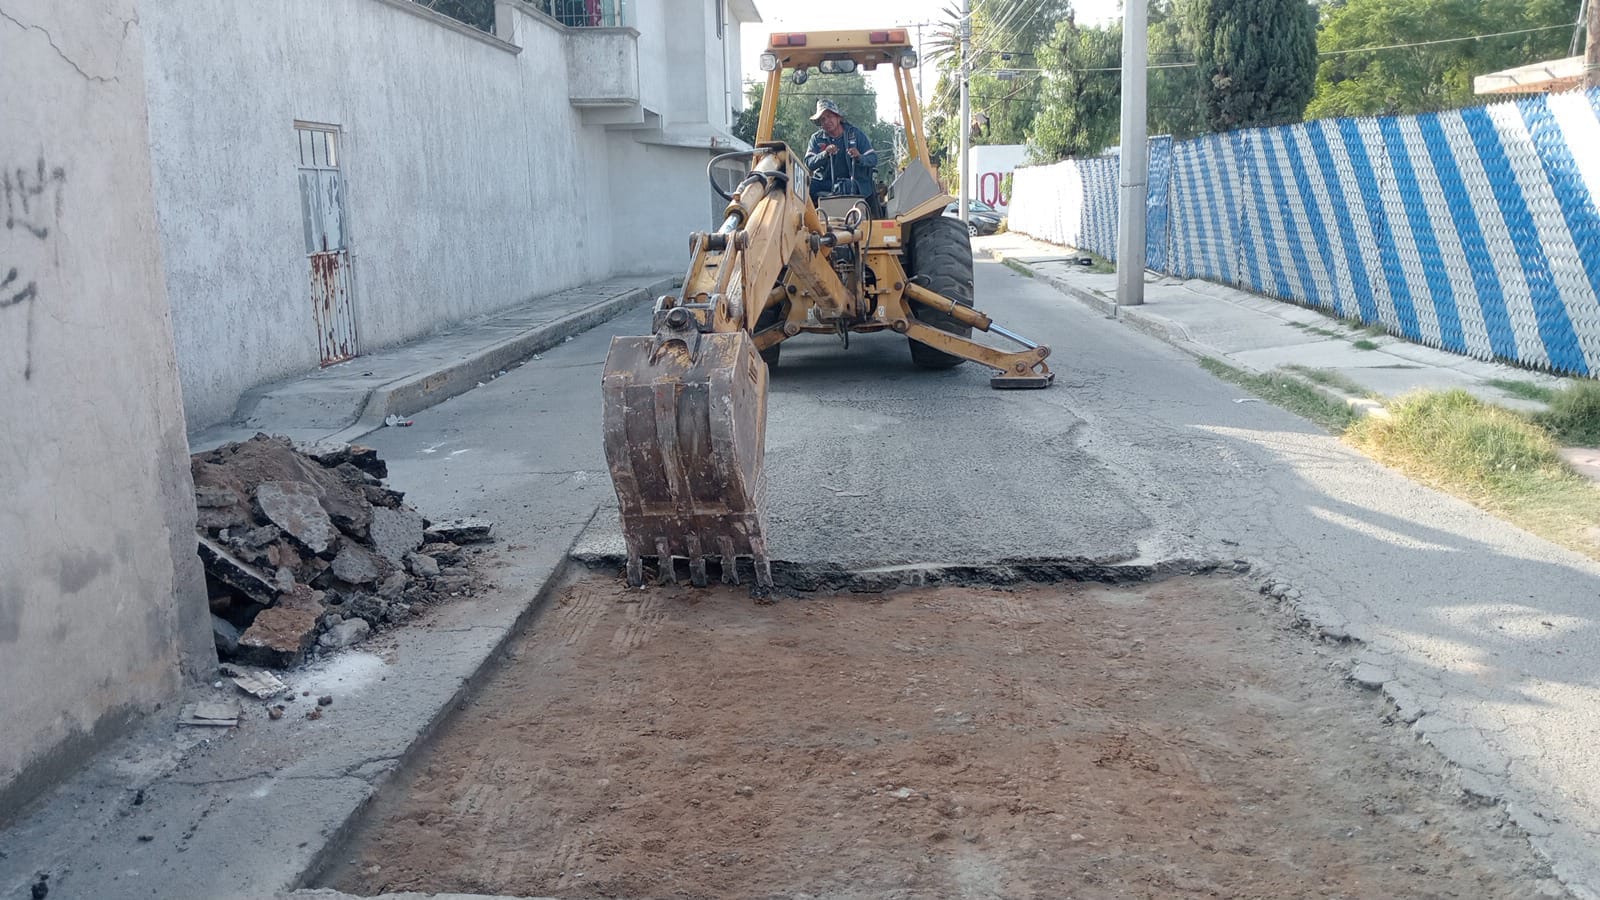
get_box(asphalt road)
[361,256,1600,896]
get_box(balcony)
[563,20,642,123]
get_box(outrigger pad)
[990,372,1055,390]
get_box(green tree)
[923,0,1077,183]
[1307,0,1576,118]
[1028,14,1123,161]
[1147,0,1208,139]
[1019,0,1210,163]
[1183,0,1318,131]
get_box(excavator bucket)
[601,329,772,591]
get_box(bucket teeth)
[718,535,739,585]
[622,538,772,592]
[687,534,708,587]
[603,330,771,596]
[655,537,676,585]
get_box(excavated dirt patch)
[327,575,1559,899]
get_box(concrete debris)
[193,485,237,508]
[273,566,297,594]
[238,524,282,548]
[362,484,407,509]
[377,571,409,601]
[193,435,482,669]
[370,506,426,565]
[293,441,388,479]
[221,664,288,699]
[236,605,322,668]
[196,536,278,605]
[255,481,338,557]
[331,543,389,586]
[318,617,371,650]
[420,541,464,566]
[212,615,241,656]
[405,551,440,578]
[179,700,240,728]
[425,516,494,544]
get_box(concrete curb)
[982,247,1388,424]
[326,277,672,444]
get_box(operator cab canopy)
[759,29,919,75]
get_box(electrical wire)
[1320,23,1574,57]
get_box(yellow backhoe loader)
[602,29,1054,594]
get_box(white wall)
[144,0,711,429]
[968,144,1029,212]
[0,0,212,819]
[607,139,717,271]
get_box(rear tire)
[906,215,974,369]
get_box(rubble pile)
[192,434,493,668]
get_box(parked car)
[944,199,1003,236]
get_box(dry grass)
[1347,389,1600,559]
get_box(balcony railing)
[409,0,626,33]
[414,0,492,31]
[537,0,628,27]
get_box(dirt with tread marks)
[328,575,1563,899]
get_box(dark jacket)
[805,122,878,196]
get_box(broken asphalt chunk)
[424,517,494,544]
[236,605,321,668]
[347,444,387,478]
[331,543,389,585]
[318,617,371,649]
[405,551,440,578]
[370,506,425,564]
[196,536,278,605]
[212,615,241,656]
[255,480,338,556]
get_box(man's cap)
[809,99,843,123]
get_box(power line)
[1042,23,1578,74]
[1319,23,1572,56]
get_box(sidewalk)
[1,276,672,900]
[976,232,1600,480]
[192,275,675,450]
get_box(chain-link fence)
[1009,88,1600,378]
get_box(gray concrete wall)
[144,0,702,429]
[0,0,212,822]
[606,140,715,274]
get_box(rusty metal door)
[297,124,357,365]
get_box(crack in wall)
[0,6,128,83]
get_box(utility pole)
[915,22,925,97]
[1587,0,1599,90]
[959,0,971,228]
[1115,0,1149,306]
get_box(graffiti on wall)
[976,171,1009,209]
[2,158,66,380]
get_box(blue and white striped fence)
[1007,88,1600,377]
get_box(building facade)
[143,0,760,428]
[1,0,758,817]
